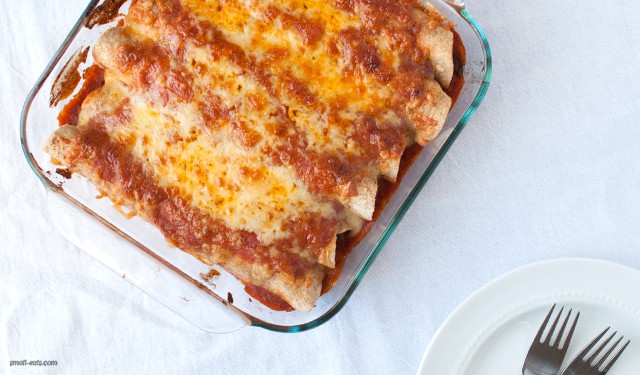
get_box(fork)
[561,327,630,375]
[522,304,580,375]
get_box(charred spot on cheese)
[264,6,325,46]
[45,0,462,311]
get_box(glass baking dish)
[21,0,491,333]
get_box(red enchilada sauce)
[57,65,105,126]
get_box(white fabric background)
[2,0,640,374]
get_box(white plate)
[417,258,640,375]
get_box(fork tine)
[544,306,564,345]
[594,336,623,369]
[562,311,580,350]
[585,331,617,364]
[534,303,556,343]
[554,309,573,347]
[601,340,630,374]
[576,327,610,361]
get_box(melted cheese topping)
[125,0,404,181]
[80,0,451,254]
[59,0,454,310]
[93,76,358,247]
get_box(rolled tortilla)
[418,26,454,89]
[406,79,452,145]
[412,8,455,88]
[92,28,132,82]
[379,157,401,182]
[346,177,377,221]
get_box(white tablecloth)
[2,0,640,374]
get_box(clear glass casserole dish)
[21,0,491,333]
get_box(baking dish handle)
[46,189,250,333]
